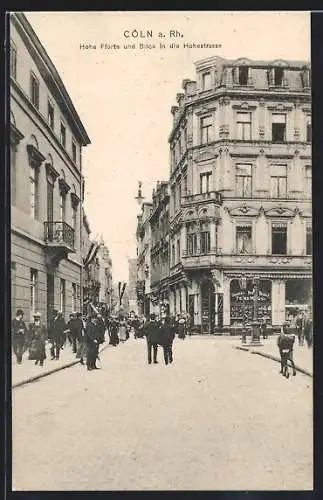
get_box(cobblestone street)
[12,336,312,491]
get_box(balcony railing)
[182,191,222,205]
[44,221,75,250]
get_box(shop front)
[230,279,271,327]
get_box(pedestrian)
[12,309,28,364]
[84,314,101,371]
[28,312,47,366]
[159,314,176,365]
[142,313,160,364]
[118,316,128,343]
[178,313,186,340]
[66,313,78,354]
[277,322,297,377]
[49,311,66,360]
[304,310,313,348]
[295,310,305,346]
[74,312,86,364]
[109,316,120,346]
[96,313,106,344]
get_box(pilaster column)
[289,150,303,193]
[169,288,175,316]
[255,208,268,255]
[271,280,286,326]
[290,211,304,255]
[294,100,301,141]
[181,285,187,313]
[255,149,268,194]
[258,98,266,140]
[223,277,231,327]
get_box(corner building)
[10,13,90,323]
[168,56,311,332]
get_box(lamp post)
[250,276,262,345]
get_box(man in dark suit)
[159,314,176,365]
[142,313,160,364]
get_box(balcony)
[44,221,75,268]
[182,191,222,206]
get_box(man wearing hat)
[142,313,160,364]
[12,309,28,364]
[28,312,47,366]
[49,310,66,360]
[277,321,297,377]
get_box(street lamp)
[250,276,262,346]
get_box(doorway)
[47,273,54,327]
[200,281,215,334]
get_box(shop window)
[237,112,252,140]
[270,164,287,198]
[239,66,249,85]
[271,225,287,255]
[272,114,286,142]
[306,225,312,255]
[236,164,252,197]
[236,226,252,254]
[200,115,213,145]
[200,172,212,194]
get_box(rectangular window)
[72,206,77,231]
[10,41,17,80]
[30,269,38,312]
[239,66,249,85]
[72,283,77,312]
[236,226,252,254]
[30,72,39,109]
[47,181,54,222]
[171,243,175,266]
[48,100,54,130]
[236,164,252,197]
[200,172,212,194]
[60,122,66,147]
[305,166,311,198]
[177,240,181,262]
[60,193,66,222]
[60,279,66,315]
[186,233,197,256]
[11,145,17,206]
[237,112,252,140]
[272,225,287,255]
[270,164,287,199]
[306,225,312,255]
[274,67,284,86]
[30,167,39,219]
[200,115,213,145]
[202,72,212,90]
[306,118,312,142]
[272,114,286,142]
[182,174,187,197]
[200,231,210,254]
[72,142,77,163]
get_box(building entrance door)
[215,293,223,328]
[201,281,215,334]
[47,274,54,327]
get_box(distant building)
[128,257,138,315]
[10,13,90,324]
[150,181,170,316]
[136,202,153,317]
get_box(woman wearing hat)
[12,309,28,364]
[28,312,47,366]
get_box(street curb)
[12,343,111,389]
[234,345,313,378]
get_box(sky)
[24,11,310,282]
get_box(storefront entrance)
[285,278,312,319]
[201,281,215,334]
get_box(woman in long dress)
[118,317,128,342]
[28,312,47,366]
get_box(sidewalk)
[12,341,110,388]
[233,335,313,376]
